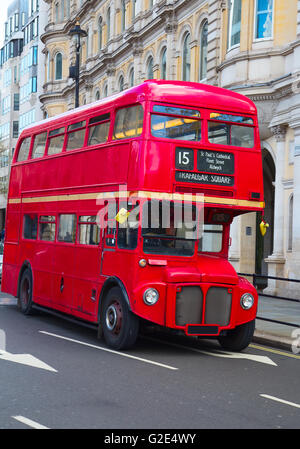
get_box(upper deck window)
[47,127,65,155]
[66,121,86,151]
[113,105,143,140]
[17,136,31,162]
[151,105,201,142]
[32,132,47,159]
[88,113,110,146]
[208,112,254,148]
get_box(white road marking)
[0,350,57,372]
[12,415,49,429]
[260,394,300,409]
[143,336,277,366]
[39,331,178,371]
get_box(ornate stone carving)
[271,125,288,142]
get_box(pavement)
[253,294,300,352]
[0,291,299,353]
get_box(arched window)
[199,20,208,81]
[98,17,103,51]
[106,8,111,41]
[288,194,293,251]
[119,75,124,92]
[129,67,134,87]
[161,47,167,79]
[95,90,100,101]
[104,84,108,97]
[147,56,153,79]
[182,33,191,81]
[55,52,62,80]
[121,0,126,32]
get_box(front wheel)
[101,287,139,350]
[218,319,255,352]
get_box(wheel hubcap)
[105,301,122,335]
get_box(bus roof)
[22,80,257,136]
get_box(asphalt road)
[0,294,300,432]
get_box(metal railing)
[238,273,300,328]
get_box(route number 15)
[175,148,194,170]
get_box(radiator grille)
[204,287,232,326]
[175,286,203,326]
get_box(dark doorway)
[255,149,275,288]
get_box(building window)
[55,52,62,80]
[98,17,103,51]
[161,47,167,80]
[121,0,126,31]
[228,0,241,48]
[119,75,124,92]
[146,56,154,79]
[255,0,273,39]
[106,8,111,42]
[182,33,191,81]
[132,0,137,20]
[95,90,100,101]
[199,20,208,81]
[129,67,134,87]
[288,194,293,251]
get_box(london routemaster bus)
[2,80,264,351]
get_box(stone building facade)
[40,0,300,295]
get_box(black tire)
[18,268,34,315]
[218,319,255,352]
[101,287,139,350]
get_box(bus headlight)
[240,293,254,310]
[143,288,159,305]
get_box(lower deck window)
[39,215,56,241]
[23,214,38,239]
[58,214,77,243]
[78,216,100,245]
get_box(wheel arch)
[98,276,131,322]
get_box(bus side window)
[39,215,56,241]
[17,137,31,162]
[78,216,100,245]
[88,113,110,146]
[47,127,65,155]
[23,214,38,239]
[58,214,77,243]
[66,121,86,151]
[113,105,143,140]
[32,132,47,159]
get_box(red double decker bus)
[2,80,264,351]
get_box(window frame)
[23,213,38,240]
[55,52,63,81]
[253,0,274,42]
[31,131,48,159]
[87,112,111,147]
[65,120,87,152]
[17,136,32,162]
[38,215,56,242]
[78,215,101,246]
[46,126,66,156]
[112,104,144,141]
[58,213,77,244]
[150,103,202,143]
[228,0,242,51]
